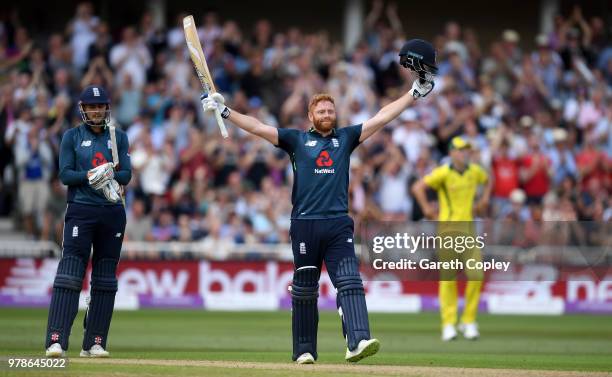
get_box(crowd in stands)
[0,1,609,250]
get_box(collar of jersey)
[450,163,469,175]
[83,123,108,136]
[308,127,337,138]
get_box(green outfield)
[0,309,611,377]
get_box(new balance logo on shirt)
[305,140,317,147]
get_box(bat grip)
[214,107,229,138]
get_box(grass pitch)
[0,309,611,376]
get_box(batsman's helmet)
[78,85,111,127]
[399,39,438,82]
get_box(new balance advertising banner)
[0,258,610,314]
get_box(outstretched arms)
[360,79,432,143]
[202,93,279,145]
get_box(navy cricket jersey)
[59,124,131,206]
[276,124,362,219]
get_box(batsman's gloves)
[409,78,434,99]
[88,162,114,190]
[201,92,231,119]
[101,179,122,203]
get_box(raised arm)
[360,80,432,143]
[227,110,279,145]
[202,93,279,145]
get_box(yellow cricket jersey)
[423,163,488,221]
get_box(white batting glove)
[201,92,230,118]
[88,162,114,190]
[201,92,225,112]
[101,179,122,203]
[409,79,434,99]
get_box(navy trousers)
[45,203,125,350]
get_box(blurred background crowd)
[0,1,610,250]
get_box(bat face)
[183,15,216,94]
[183,14,228,138]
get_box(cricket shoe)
[458,322,480,340]
[441,324,458,341]
[80,344,110,358]
[296,353,315,364]
[45,343,65,358]
[345,338,380,362]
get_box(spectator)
[491,139,520,216]
[115,74,142,126]
[41,177,66,243]
[0,3,609,255]
[110,26,152,89]
[519,134,552,204]
[68,2,99,71]
[14,119,54,236]
[377,145,411,220]
[576,136,608,192]
[392,109,430,164]
[125,198,153,242]
[547,128,577,186]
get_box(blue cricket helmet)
[399,39,438,83]
[78,85,111,126]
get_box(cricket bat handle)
[199,98,229,138]
[214,107,229,138]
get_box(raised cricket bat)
[183,14,228,138]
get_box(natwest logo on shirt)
[314,150,334,174]
[315,150,333,167]
[92,152,108,167]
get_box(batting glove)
[201,92,231,118]
[88,162,114,190]
[101,179,122,203]
[409,79,434,99]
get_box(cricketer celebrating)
[202,40,437,363]
[412,136,492,341]
[45,85,131,358]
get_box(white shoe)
[80,344,110,358]
[296,352,315,364]
[345,338,380,362]
[45,343,65,358]
[441,324,458,341]
[459,322,480,340]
